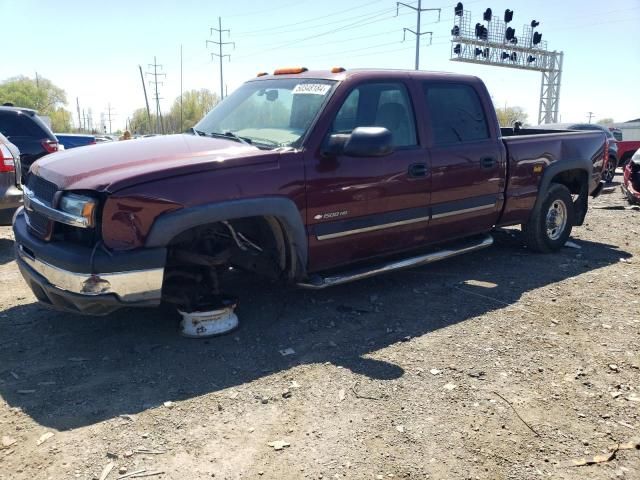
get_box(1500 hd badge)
[313,211,348,221]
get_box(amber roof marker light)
[331,67,346,73]
[273,67,308,75]
[256,72,268,77]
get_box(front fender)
[145,197,308,269]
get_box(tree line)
[0,75,219,134]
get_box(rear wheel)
[602,156,617,183]
[522,184,575,253]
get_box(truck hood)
[31,134,271,192]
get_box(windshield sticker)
[293,83,331,95]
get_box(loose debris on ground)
[0,181,639,479]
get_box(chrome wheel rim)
[546,199,567,241]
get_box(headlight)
[59,193,97,226]
[632,150,640,161]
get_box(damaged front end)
[622,150,640,205]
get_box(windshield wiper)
[209,131,252,145]
[189,127,207,136]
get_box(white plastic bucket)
[178,304,239,338]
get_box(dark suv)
[0,106,59,181]
[536,123,619,183]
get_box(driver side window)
[331,83,417,147]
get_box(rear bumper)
[13,210,166,315]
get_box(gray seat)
[375,102,412,146]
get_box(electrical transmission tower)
[206,17,234,100]
[146,57,166,134]
[397,0,441,70]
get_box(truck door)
[421,81,506,241]
[305,79,431,272]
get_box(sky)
[1,0,639,132]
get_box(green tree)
[129,108,155,135]
[48,107,72,132]
[495,106,528,127]
[0,75,73,131]
[168,89,220,132]
[0,75,66,112]
[597,118,614,126]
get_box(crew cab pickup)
[13,68,607,315]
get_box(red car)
[617,140,640,167]
[622,149,640,204]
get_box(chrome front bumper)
[13,209,166,314]
[17,245,164,302]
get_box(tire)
[602,156,617,183]
[521,183,575,253]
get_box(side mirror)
[323,127,393,158]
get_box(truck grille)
[25,175,58,239]
[26,175,58,206]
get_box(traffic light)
[531,20,540,28]
[527,55,537,63]
[475,47,483,56]
[504,9,513,23]
[475,23,488,40]
[483,8,492,21]
[455,2,463,16]
[451,25,460,36]
[510,52,517,61]
[533,32,542,45]
[501,51,509,60]
[505,27,515,41]
[474,48,489,58]
[454,44,462,54]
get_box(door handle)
[408,163,428,178]
[481,157,496,169]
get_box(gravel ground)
[0,180,639,480]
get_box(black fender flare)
[532,158,592,226]
[145,197,307,271]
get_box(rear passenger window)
[0,112,43,138]
[424,84,489,145]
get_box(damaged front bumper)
[13,210,166,315]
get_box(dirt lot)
[0,181,639,480]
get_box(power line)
[235,6,408,60]
[397,0,441,70]
[207,17,234,100]
[235,0,389,35]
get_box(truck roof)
[248,68,480,84]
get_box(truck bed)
[498,130,607,227]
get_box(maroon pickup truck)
[13,68,607,315]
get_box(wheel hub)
[546,199,568,241]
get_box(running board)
[297,234,493,290]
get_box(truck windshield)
[194,78,337,149]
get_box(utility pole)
[138,65,152,134]
[206,17,234,100]
[106,103,115,134]
[397,1,440,70]
[587,112,595,124]
[146,57,166,134]
[76,97,82,132]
